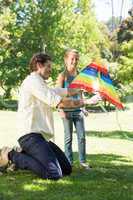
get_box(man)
[0,52,87,180]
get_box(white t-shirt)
[17,72,67,140]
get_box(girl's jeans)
[62,111,86,164]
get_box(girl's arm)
[56,73,64,87]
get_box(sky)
[93,0,133,21]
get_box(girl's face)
[65,52,79,72]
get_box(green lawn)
[0,106,133,200]
[0,133,133,200]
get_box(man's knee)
[39,167,62,180]
[48,170,63,180]
[47,161,63,180]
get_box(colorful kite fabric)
[69,63,124,109]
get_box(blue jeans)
[62,111,86,164]
[9,133,72,180]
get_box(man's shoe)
[80,162,92,170]
[0,147,12,167]
[6,163,16,172]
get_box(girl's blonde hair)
[64,48,79,61]
[62,49,79,81]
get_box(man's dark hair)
[29,52,52,72]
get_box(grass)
[0,106,133,200]
[0,137,132,200]
[0,154,132,200]
[86,130,133,141]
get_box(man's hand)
[84,94,102,105]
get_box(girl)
[57,49,90,169]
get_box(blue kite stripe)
[100,73,113,86]
[82,67,98,77]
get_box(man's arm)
[29,76,62,107]
[53,87,81,97]
[57,93,102,109]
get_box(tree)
[116,7,133,86]
[0,0,111,97]
[117,41,133,85]
[117,7,133,43]
[0,1,17,97]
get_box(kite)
[69,62,124,109]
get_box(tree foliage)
[116,8,133,87]
[0,0,111,97]
[117,41,133,84]
[116,6,133,43]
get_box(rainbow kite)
[69,62,124,109]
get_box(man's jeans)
[9,133,72,180]
[62,111,86,164]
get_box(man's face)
[65,52,79,71]
[37,60,52,80]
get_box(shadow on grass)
[0,153,132,200]
[86,130,133,141]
